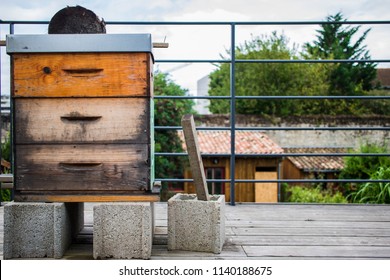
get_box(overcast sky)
[1,0,389,96]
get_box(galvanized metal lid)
[6,34,153,55]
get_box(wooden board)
[12,53,152,97]
[15,195,159,203]
[181,114,209,201]
[14,144,150,192]
[14,98,150,144]
[255,171,278,202]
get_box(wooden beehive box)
[7,34,157,202]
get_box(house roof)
[284,147,346,172]
[179,130,284,155]
[377,68,390,88]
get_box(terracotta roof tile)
[179,130,283,155]
[377,68,390,87]
[284,147,346,172]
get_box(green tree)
[208,32,329,116]
[304,12,377,96]
[154,71,195,184]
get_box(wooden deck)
[1,202,390,259]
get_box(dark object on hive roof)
[48,5,106,34]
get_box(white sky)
[1,0,389,96]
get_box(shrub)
[1,132,12,202]
[287,186,348,203]
[339,142,390,198]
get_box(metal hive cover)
[6,33,153,54]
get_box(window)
[205,167,225,195]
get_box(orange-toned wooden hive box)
[7,34,157,202]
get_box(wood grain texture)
[255,171,278,202]
[12,53,152,97]
[14,144,150,192]
[14,98,150,144]
[15,195,159,203]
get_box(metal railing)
[1,19,390,205]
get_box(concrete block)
[93,202,153,260]
[3,202,83,259]
[168,193,225,254]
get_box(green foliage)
[348,167,390,204]
[208,13,386,117]
[304,12,377,95]
[287,186,348,203]
[340,143,390,181]
[1,131,11,162]
[339,143,390,200]
[208,32,330,116]
[153,71,195,183]
[1,132,12,201]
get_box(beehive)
[7,34,157,202]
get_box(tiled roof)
[377,68,390,87]
[284,147,346,172]
[178,130,284,155]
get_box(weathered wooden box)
[7,34,157,202]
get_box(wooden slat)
[231,227,390,237]
[12,53,151,97]
[14,98,150,144]
[0,174,13,183]
[0,183,13,189]
[16,195,159,203]
[228,235,390,246]
[226,220,390,229]
[14,144,150,192]
[181,114,209,201]
[243,245,390,258]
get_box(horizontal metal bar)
[156,59,390,64]
[155,178,390,183]
[154,95,390,100]
[235,59,390,64]
[154,126,390,131]
[155,126,230,130]
[155,152,390,157]
[235,95,390,100]
[2,20,389,25]
[154,95,230,100]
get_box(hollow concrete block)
[93,202,153,260]
[168,193,225,254]
[3,202,82,259]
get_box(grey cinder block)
[93,202,153,260]
[4,202,82,259]
[168,194,225,254]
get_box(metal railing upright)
[1,19,390,205]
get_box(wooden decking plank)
[232,227,390,236]
[226,220,390,228]
[2,203,390,259]
[243,245,390,258]
[152,245,247,258]
[227,235,390,246]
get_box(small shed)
[179,130,284,203]
[282,147,346,189]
